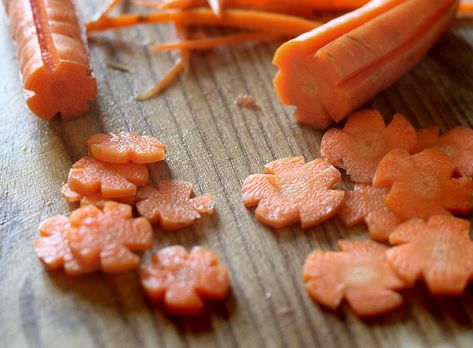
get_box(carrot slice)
[242,157,345,229]
[67,202,153,272]
[387,215,473,295]
[321,109,416,183]
[303,240,407,317]
[136,182,215,230]
[34,215,100,276]
[338,185,401,242]
[61,183,136,206]
[373,149,473,220]
[61,183,83,203]
[141,246,230,316]
[88,132,166,164]
[67,156,149,199]
[416,125,440,152]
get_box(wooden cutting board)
[2,2,473,347]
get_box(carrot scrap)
[303,240,407,317]
[88,132,166,164]
[141,246,230,315]
[387,215,473,295]
[136,59,186,100]
[136,182,215,230]
[67,156,149,199]
[236,94,260,110]
[321,109,416,183]
[92,0,123,23]
[242,157,345,229]
[459,2,473,15]
[67,202,153,272]
[338,184,401,242]
[35,216,100,275]
[373,149,473,220]
[416,125,439,152]
[61,183,83,203]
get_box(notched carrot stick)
[136,182,215,230]
[141,246,230,316]
[4,0,97,120]
[273,0,459,129]
[387,215,473,295]
[373,149,473,220]
[321,109,416,183]
[303,240,408,317]
[242,157,345,229]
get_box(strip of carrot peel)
[92,0,123,23]
[136,59,185,100]
[175,21,190,73]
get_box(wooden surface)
[2,2,473,347]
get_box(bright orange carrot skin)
[4,0,97,120]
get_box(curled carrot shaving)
[175,21,190,73]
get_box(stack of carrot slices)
[242,109,473,316]
[36,131,229,316]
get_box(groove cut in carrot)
[373,149,473,220]
[67,156,149,199]
[136,182,215,230]
[242,157,345,229]
[88,132,166,164]
[67,202,153,273]
[141,246,230,315]
[387,215,473,295]
[338,185,401,242]
[303,240,407,317]
[321,109,416,183]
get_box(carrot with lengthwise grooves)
[3,0,97,120]
[273,0,459,129]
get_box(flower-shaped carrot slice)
[321,109,416,183]
[303,240,407,317]
[66,202,153,273]
[416,125,439,152]
[242,157,345,229]
[61,183,82,202]
[136,182,215,230]
[373,149,473,221]
[68,156,149,199]
[338,185,401,242]
[88,132,166,164]
[34,216,99,276]
[141,246,230,316]
[61,183,136,207]
[387,215,473,295]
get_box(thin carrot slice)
[136,182,215,230]
[67,202,153,273]
[303,240,407,317]
[373,149,473,220]
[61,183,82,203]
[387,215,473,295]
[67,156,149,199]
[88,132,166,164]
[242,157,345,229]
[321,109,416,183]
[416,125,440,152]
[338,184,401,242]
[61,183,136,206]
[141,246,230,316]
[34,216,100,276]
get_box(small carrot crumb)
[236,94,259,111]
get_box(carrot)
[338,184,401,242]
[321,109,416,183]
[273,0,458,129]
[67,156,149,199]
[141,246,230,316]
[459,2,473,15]
[88,132,166,164]
[416,125,440,152]
[242,157,345,229]
[61,183,83,203]
[387,215,473,295]
[3,0,97,120]
[207,0,224,17]
[136,182,215,230]
[61,183,136,206]
[91,0,122,23]
[303,240,407,317]
[373,149,473,220]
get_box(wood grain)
[2,2,473,347]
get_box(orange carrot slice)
[373,149,473,220]
[242,157,345,229]
[303,240,407,317]
[416,125,440,152]
[387,215,473,295]
[321,109,416,183]
[61,183,136,206]
[61,183,83,203]
[338,184,401,242]
[34,215,100,276]
[67,156,149,199]
[67,202,153,272]
[141,246,230,315]
[88,132,166,164]
[136,182,215,230]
